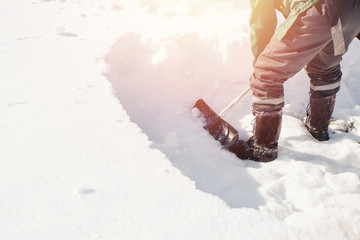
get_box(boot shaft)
[253,110,282,148]
[253,110,282,162]
[305,95,336,141]
[307,95,336,131]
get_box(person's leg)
[304,0,360,141]
[250,1,333,112]
[304,42,341,141]
[232,1,333,161]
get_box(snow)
[1,0,360,239]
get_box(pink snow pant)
[251,0,360,112]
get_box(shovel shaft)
[218,87,251,118]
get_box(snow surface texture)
[1,0,360,239]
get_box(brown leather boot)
[229,110,282,162]
[305,95,336,141]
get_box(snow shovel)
[194,87,251,148]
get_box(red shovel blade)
[194,99,238,148]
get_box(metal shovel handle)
[218,87,251,118]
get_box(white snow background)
[1,0,360,239]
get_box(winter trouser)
[250,0,360,112]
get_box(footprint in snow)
[54,26,78,37]
[78,187,96,195]
[8,101,31,108]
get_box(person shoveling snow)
[195,0,360,162]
